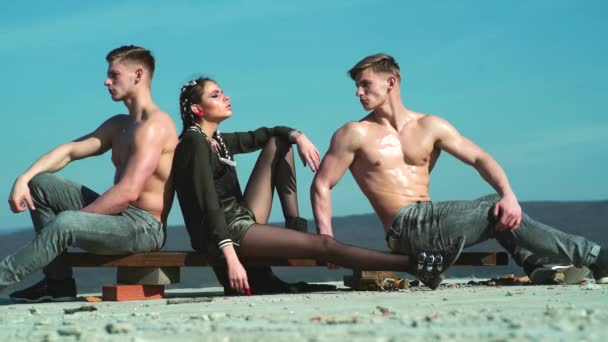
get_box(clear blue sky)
[1,1,606,232]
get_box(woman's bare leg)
[243,137,300,225]
[240,224,410,271]
[214,138,304,294]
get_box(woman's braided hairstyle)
[178,77,215,136]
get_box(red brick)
[102,285,165,301]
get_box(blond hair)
[106,45,155,78]
[348,53,401,82]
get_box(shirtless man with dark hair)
[1,45,179,302]
[312,53,606,288]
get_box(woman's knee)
[265,136,292,155]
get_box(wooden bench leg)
[344,271,409,291]
[116,266,181,285]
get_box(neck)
[196,120,219,138]
[371,93,411,130]
[123,87,155,121]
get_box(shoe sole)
[595,277,608,284]
[10,295,77,303]
[530,265,590,285]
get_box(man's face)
[354,68,390,111]
[104,60,137,102]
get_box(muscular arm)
[311,123,361,237]
[8,117,116,213]
[81,117,166,214]
[430,116,513,197]
[430,116,521,229]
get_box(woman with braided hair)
[172,77,451,294]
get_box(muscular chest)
[357,131,434,169]
[111,125,135,167]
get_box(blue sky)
[1,0,606,232]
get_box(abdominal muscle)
[351,162,431,231]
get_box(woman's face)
[197,81,232,121]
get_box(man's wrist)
[16,174,31,184]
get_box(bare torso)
[349,111,440,229]
[110,113,178,223]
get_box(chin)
[110,94,123,102]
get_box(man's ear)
[387,75,397,91]
[190,104,204,117]
[134,68,144,84]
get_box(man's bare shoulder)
[105,114,130,125]
[140,110,178,136]
[333,120,368,143]
[417,113,453,130]
[93,114,129,134]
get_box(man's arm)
[311,123,362,237]
[428,116,522,231]
[8,117,117,213]
[81,116,167,214]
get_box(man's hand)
[492,195,522,231]
[8,178,35,213]
[295,134,321,172]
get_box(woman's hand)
[294,133,321,172]
[222,244,250,295]
[227,260,250,295]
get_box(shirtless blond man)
[1,45,179,302]
[312,53,606,288]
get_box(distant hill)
[1,200,606,294]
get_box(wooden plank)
[64,251,508,267]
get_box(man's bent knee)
[28,173,57,191]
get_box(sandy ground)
[1,279,607,342]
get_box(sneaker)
[9,278,77,303]
[590,248,608,284]
[285,216,308,233]
[530,265,590,285]
[410,236,466,290]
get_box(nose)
[104,78,111,87]
[224,94,230,102]
[355,87,364,97]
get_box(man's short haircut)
[348,53,401,82]
[106,45,155,78]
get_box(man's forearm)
[19,144,75,183]
[81,185,136,214]
[474,154,515,198]
[311,182,334,236]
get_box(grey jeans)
[0,173,165,286]
[389,194,600,268]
